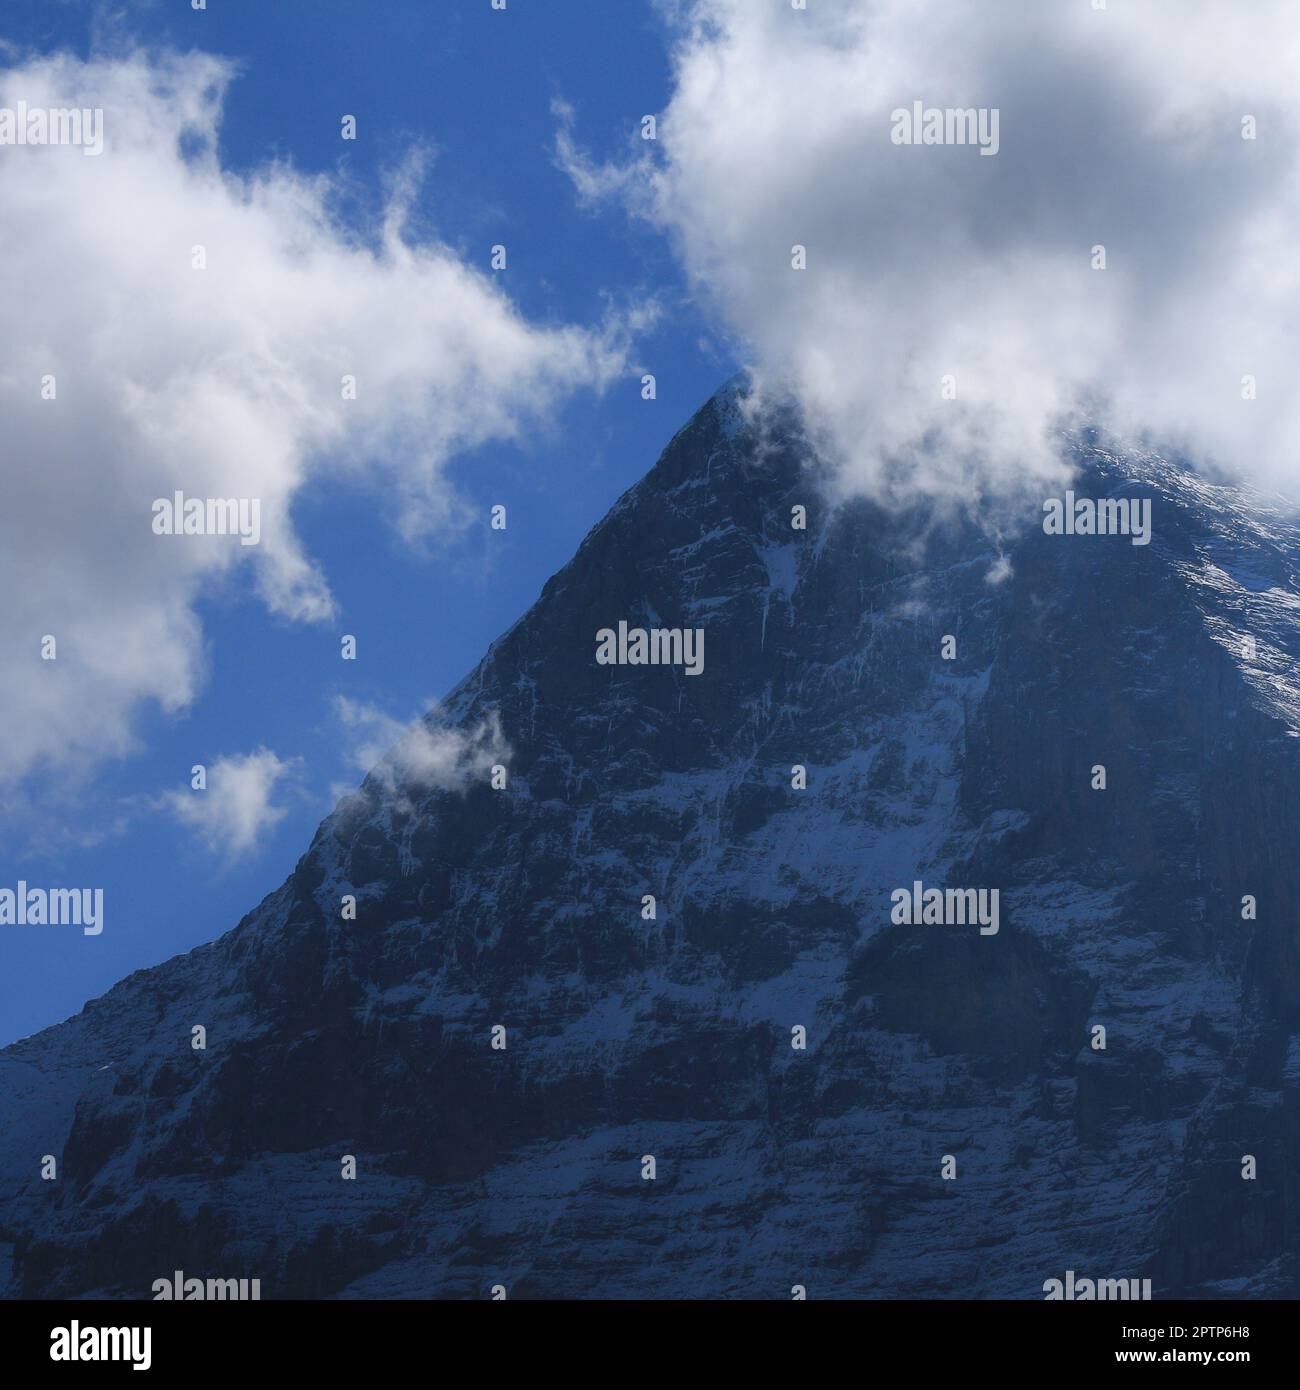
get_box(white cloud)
[0,50,628,791]
[332,696,508,812]
[164,747,296,857]
[565,0,1300,509]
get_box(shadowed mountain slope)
[2,382,1298,1298]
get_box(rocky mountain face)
[1,381,1298,1299]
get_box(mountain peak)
[2,387,1298,1298]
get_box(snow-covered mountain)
[2,380,1297,1299]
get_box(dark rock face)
[1,383,1298,1299]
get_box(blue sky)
[0,0,734,1045]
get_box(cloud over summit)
[568,0,1300,509]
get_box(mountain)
[2,380,1298,1299]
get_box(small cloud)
[334,697,509,811]
[165,748,298,857]
[985,555,1013,586]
